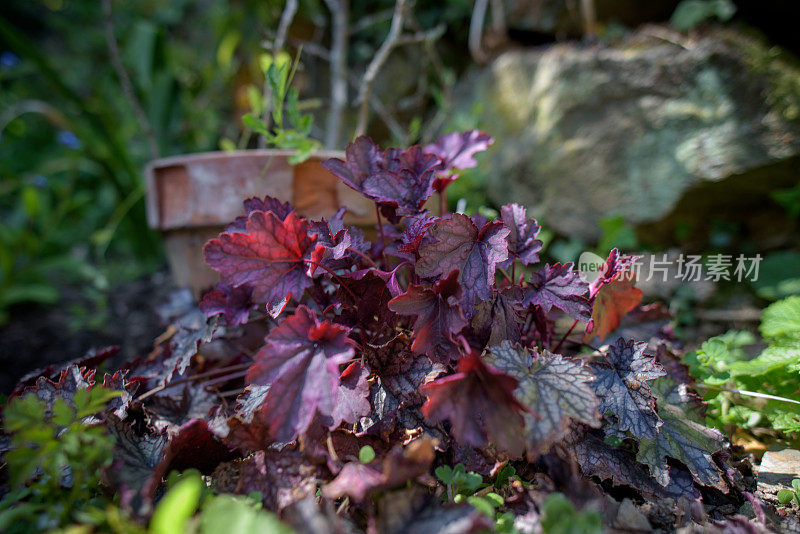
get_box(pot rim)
[145,148,346,173]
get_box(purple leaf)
[322,136,383,195]
[330,362,371,427]
[416,213,509,316]
[398,215,436,255]
[199,283,255,326]
[424,130,493,171]
[204,211,321,314]
[362,146,441,215]
[470,287,525,348]
[322,438,436,502]
[500,203,542,266]
[523,263,591,322]
[590,338,666,439]
[246,306,355,441]
[389,271,468,363]
[225,195,293,233]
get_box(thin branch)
[468,0,489,64]
[355,0,407,137]
[102,0,159,160]
[580,0,597,37]
[323,0,348,148]
[350,8,394,34]
[275,0,298,52]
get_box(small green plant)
[435,463,519,533]
[685,296,800,433]
[150,472,293,534]
[242,51,320,164]
[777,479,800,506]
[540,493,602,534]
[358,445,376,464]
[0,387,122,532]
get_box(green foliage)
[241,51,320,164]
[435,464,485,500]
[596,215,638,256]
[540,493,602,534]
[749,251,800,301]
[670,0,736,31]
[685,296,800,433]
[358,445,376,464]
[150,472,204,534]
[0,387,122,532]
[150,473,294,534]
[777,479,800,506]
[435,463,520,533]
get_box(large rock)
[461,27,800,242]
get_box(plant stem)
[304,259,359,301]
[553,319,579,354]
[375,204,387,266]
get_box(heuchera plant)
[3,131,755,530]
[198,131,731,492]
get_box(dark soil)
[0,271,179,394]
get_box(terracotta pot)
[145,150,375,295]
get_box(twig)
[291,39,408,141]
[579,0,597,38]
[135,363,253,402]
[101,0,159,160]
[323,0,348,148]
[350,8,394,34]
[468,0,489,64]
[355,0,407,137]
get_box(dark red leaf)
[205,211,320,315]
[420,352,526,456]
[225,195,293,233]
[416,213,509,316]
[588,248,637,298]
[586,275,643,341]
[398,215,436,255]
[199,283,255,326]
[246,305,355,441]
[388,271,468,362]
[523,263,591,322]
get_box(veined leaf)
[485,342,600,456]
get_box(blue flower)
[57,130,81,150]
[0,51,20,68]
